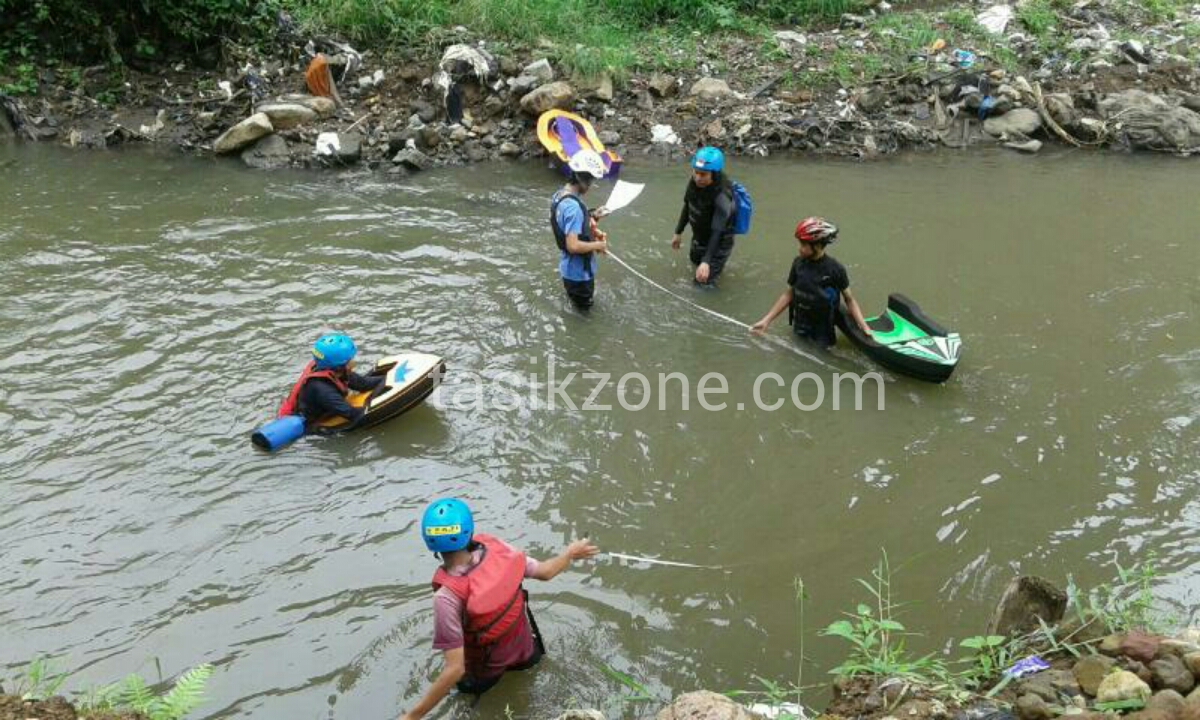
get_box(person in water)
[671,146,737,286]
[751,217,872,346]
[399,498,599,720]
[550,149,610,310]
[277,333,383,428]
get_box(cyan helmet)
[691,146,725,173]
[421,498,474,553]
[312,333,357,370]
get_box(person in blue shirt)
[549,150,609,310]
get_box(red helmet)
[795,217,838,244]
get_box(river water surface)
[2,143,1198,719]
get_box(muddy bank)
[2,0,1200,170]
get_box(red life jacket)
[277,360,349,418]
[431,533,528,664]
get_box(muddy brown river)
[2,143,1198,719]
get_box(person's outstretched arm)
[529,539,599,581]
[398,648,465,720]
[841,288,872,334]
[751,289,793,334]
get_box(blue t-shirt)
[552,190,597,282]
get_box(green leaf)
[822,620,857,639]
[856,604,873,616]
[960,636,985,649]
[877,620,905,632]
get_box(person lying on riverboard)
[278,333,383,430]
[750,217,872,346]
[399,499,599,720]
[550,149,609,311]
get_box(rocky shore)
[3,0,1200,170]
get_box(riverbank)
[2,0,1199,169]
[6,569,1198,720]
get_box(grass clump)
[4,659,214,720]
[1016,0,1057,38]
[1067,553,1173,635]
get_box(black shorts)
[562,278,594,310]
[689,238,735,281]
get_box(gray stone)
[499,141,521,157]
[1151,656,1195,694]
[255,102,317,130]
[463,140,488,162]
[1100,635,1126,656]
[213,112,273,154]
[448,124,470,142]
[856,87,888,114]
[1017,694,1054,720]
[578,74,613,103]
[648,73,677,98]
[392,147,433,171]
[412,99,438,124]
[983,107,1042,137]
[689,77,734,102]
[1159,641,1200,660]
[240,133,291,169]
[522,58,555,85]
[520,81,575,115]
[598,130,621,146]
[419,126,441,149]
[508,74,540,96]
[655,691,764,720]
[1048,669,1083,696]
[1182,652,1200,678]
[987,576,1067,637]
[1004,139,1043,153]
[314,132,361,163]
[1099,90,1200,152]
[773,30,808,56]
[1097,671,1153,704]
[1075,655,1118,697]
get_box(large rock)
[255,102,317,129]
[1017,694,1054,720]
[987,576,1067,637]
[392,147,433,171]
[648,73,677,98]
[522,58,555,85]
[1183,652,1200,678]
[1147,690,1187,720]
[314,132,362,163]
[520,81,575,115]
[1099,89,1200,152]
[276,93,336,117]
[1097,671,1153,704]
[1124,633,1165,664]
[655,691,764,720]
[1151,656,1195,694]
[575,73,614,103]
[1075,655,1118,697]
[1017,675,1060,703]
[213,112,273,154]
[983,108,1043,137]
[689,77,734,102]
[240,133,291,169]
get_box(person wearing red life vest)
[278,333,383,429]
[399,498,599,720]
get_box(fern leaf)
[152,664,213,720]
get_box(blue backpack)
[731,181,753,235]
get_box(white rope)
[605,552,726,571]
[606,251,832,368]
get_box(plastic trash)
[976,4,1014,34]
[1005,656,1050,678]
[953,49,978,68]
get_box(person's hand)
[671,233,682,250]
[594,238,608,255]
[593,206,611,219]
[750,319,770,335]
[399,711,419,720]
[695,263,711,284]
[566,538,600,561]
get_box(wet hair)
[570,170,596,190]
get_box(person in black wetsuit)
[277,333,384,430]
[671,146,736,286]
[750,217,872,346]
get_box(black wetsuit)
[298,371,384,429]
[675,175,736,283]
[788,254,849,347]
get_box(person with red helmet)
[750,217,871,346]
[398,499,599,720]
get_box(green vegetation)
[1016,0,1058,38]
[3,659,214,720]
[1067,553,1173,635]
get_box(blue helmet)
[691,146,725,173]
[312,333,357,370]
[421,498,474,553]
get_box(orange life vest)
[277,360,349,418]
[431,533,528,663]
